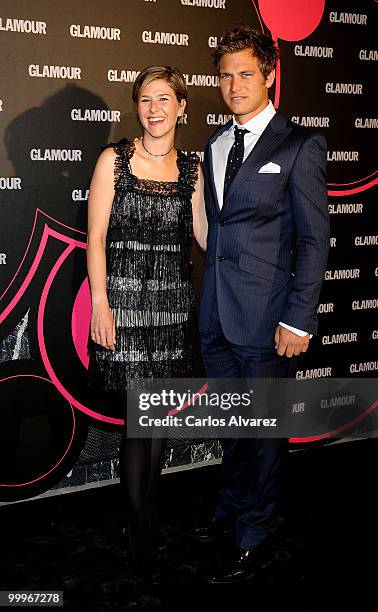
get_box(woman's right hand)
[90,302,116,351]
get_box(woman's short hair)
[214,24,279,79]
[132,66,187,103]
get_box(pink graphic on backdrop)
[0,209,122,425]
[290,398,378,444]
[72,277,91,369]
[0,374,75,487]
[0,209,86,323]
[255,1,376,196]
[258,0,325,41]
[327,171,378,197]
[258,0,325,107]
[36,230,123,425]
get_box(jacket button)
[217,256,225,262]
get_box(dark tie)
[223,126,248,198]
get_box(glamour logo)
[207,114,232,125]
[0,18,46,34]
[317,303,334,314]
[327,151,359,162]
[208,36,218,48]
[0,177,21,190]
[107,69,140,82]
[329,12,367,25]
[352,299,378,310]
[0,100,3,111]
[181,0,226,8]
[142,31,189,45]
[321,396,355,409]
[30,149,82,162]
[355,118,378,128]
[330,237,336,248]
[0,254,6,264]
[322,332,358,345]
[328,203,363,214]
[350,361,378,374]
[325,269,360,280]
[184,74,219,86]
[355,235,378,246]
[325,82,363,94]
[372,331,378,340]
[29,65,81,79]
[359,49,378,61]
[294,45,333,58]
[70,24,120,40]
[292,116,330,128]
[72,190,89,202]
[71,109,121,122]
[296,368,332,380]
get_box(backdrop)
[0,0,377,502]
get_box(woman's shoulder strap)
[177,150,200,198]
[101,139,134,187]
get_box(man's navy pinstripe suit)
[199,111,330,550]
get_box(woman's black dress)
[87,140,199,391]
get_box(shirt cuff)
[279,322,312,339]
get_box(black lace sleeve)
[178,151,200,200]
[111,140,135,190]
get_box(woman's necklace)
[142,138,174,157]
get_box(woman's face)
[137,78,186,138]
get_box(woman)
[86,66,207,574]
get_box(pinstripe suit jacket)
[199,111,330,347]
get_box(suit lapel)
[206,120,233,213]
[222,112,292,207]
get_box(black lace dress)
[87,140,199,391]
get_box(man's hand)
[274,325,310,358]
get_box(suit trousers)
[200,300,298,550]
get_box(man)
[198,25,330,584]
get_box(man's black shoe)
[191,517,233,543]
[207,547,257,584]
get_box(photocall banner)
[0,0,376,501]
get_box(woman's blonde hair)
[132,66,187,103]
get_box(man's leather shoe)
[191,517,232,543]
[207,547,258,584]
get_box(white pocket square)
[258,162,281,173]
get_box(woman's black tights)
[120,431,166,565]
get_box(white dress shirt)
[211,100,309,339]
[212,100,276,209]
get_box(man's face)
[219,49,275,124]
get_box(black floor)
[0,438,376,611]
